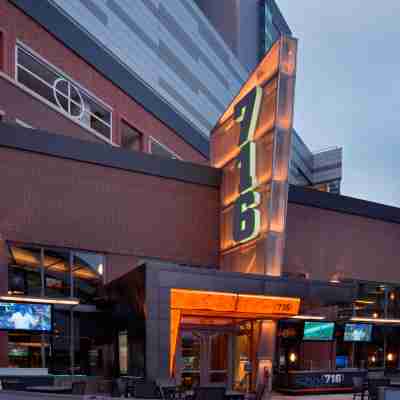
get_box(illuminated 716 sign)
[233,86,263,244]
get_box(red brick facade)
[0,1,208,163]
[0,147,220,270]
[285,202,400,283]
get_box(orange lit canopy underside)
[169,288,300,375]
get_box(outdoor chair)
[134,380,162,399]
[71,381,87,395]
[353,376,367,400]
[158,379,180,400]
[368,378,391,400]
[192,386,226,400]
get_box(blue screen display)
[344,323,372,342]
[336,355,348,368]
[0,302,52,332]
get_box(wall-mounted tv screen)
[344,323,372,342]
[0,302,52,332]
[303,321,335,341]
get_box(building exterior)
[195,0,291,72]
[0,0,397,395]
[195,0,343,194]
[47,0,248,138]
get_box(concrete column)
[256,320,277,392]
[227,333,234,389]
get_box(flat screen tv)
[303,321,335,341]
[0,302,52,333]
[344,323,372,342]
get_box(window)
[121,120,142,152]
[16,45,112,141]
[8,243,104,303]
[149,137,180,160]
[0,31,4,71]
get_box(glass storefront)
[7,242,105,374]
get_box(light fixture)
[97,263,104,275]
[371,355,376,363]
[355,300,375,305]
[373,312,379,318]
[289,352,297,363]
[387,353,394,362]
[350,317,400,324]
[0,296,79,306]
[390,293,396,301]
[290,315,326,320]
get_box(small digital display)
[336,355,349,368]
[344,323,372,342]
[0,302,52,332]
[303,321,335,341]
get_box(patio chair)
[72,381,87,395]
[193,386,226,400]
[353,376,367,400]
[158,379,179,400]
[368,378,390,400]
[134,380,162,399]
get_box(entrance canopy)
[170,288,300,374]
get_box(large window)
[8,243,104,303]
[260,1,280,57]
[16,44,112,141]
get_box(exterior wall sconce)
[371,355,376,363]
[289,353,297,363]
[387,353,395,362]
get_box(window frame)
[14,41,114,144]
[7,241,106,299]
[15,119,33,129]
[149,136,181,160]
[0,29,5,71]
[120,118,143,152]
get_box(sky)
[277,1,400,207]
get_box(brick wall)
[0,147,220,269]
[285,203,400,283]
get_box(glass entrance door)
[180,330,228,388]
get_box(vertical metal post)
[69,251,74,376]
[40,248,45,296]
[40,248,46,368]
[227,333,233,390]
[70,308,74,376]
[383,288,389,370]
[351,285,357,368]
[69,251,74,298]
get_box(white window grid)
[15,43,113,141]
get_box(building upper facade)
[1,0,342,192]
[49,0,248,137]
[1,0,232,164]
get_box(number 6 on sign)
[233,191,261,243]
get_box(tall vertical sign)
[211,36,297,276]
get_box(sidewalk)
[0,391,354,400]
[272,394,352,400]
